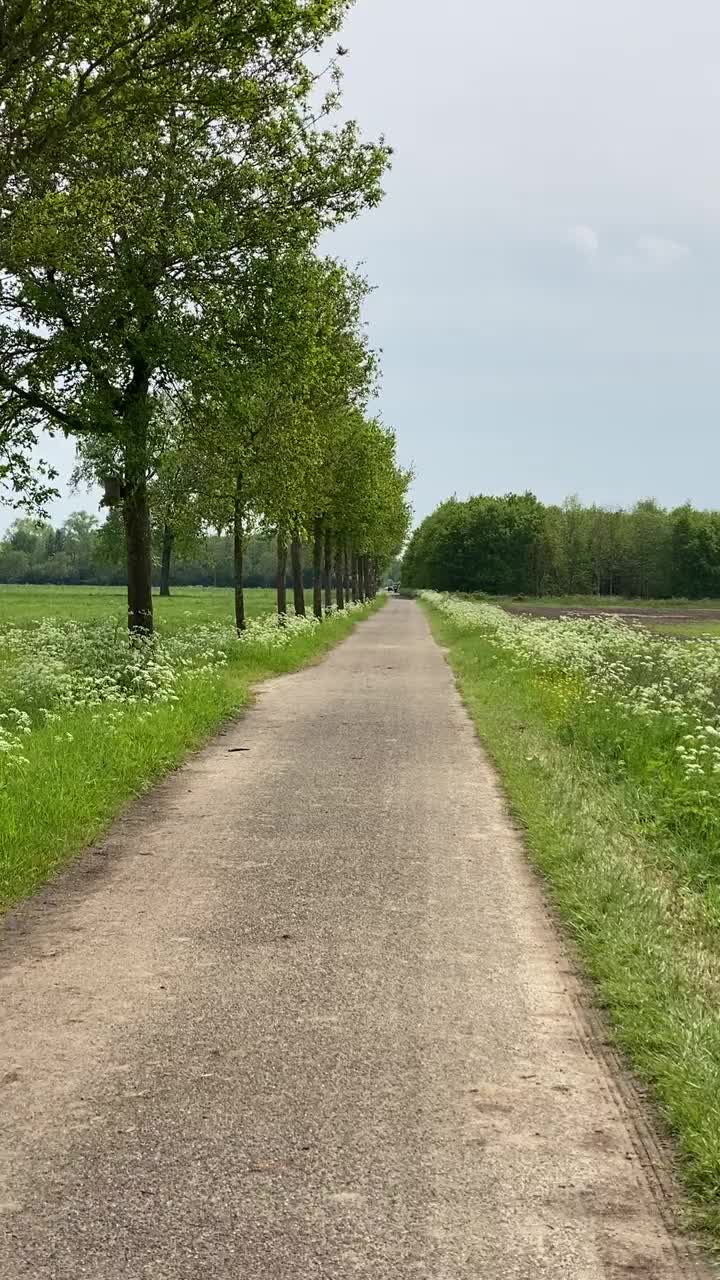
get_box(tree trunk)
[324,526,333,613]
[276,527,288,618]
[233,472,245,633]
[335,538,345,610]
[358,554,367,603]
[313,519,324,620]
[343,545,351,604]
[122,423,153,634]
[159,524,174,598]
[291,535,305,617]
[351,550,359,603]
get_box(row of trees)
[402,495,720,600]
[0,2,411,631]
[0,513,334,590]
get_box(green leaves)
[1,0,406,618]
[1,1,389,445]
[0,420,59,515]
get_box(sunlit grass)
[0,584,303,628]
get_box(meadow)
[0,583,286,627]
[424,591,720,1240]
[0,586,373,910]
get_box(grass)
[1,589,380,911]
[491,593,720,611]
[647,620,720,638]
[0,583,302,628]
[424,600,720,1244]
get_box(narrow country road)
[0,601,713,1279]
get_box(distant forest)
[0,513,308,589]
[402,495,720,599]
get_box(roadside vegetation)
[0,6,410,909]
[0,4,408,905]
[0,590,381,910]
[424,591,720,1240]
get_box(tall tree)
[194,252,376,625]
[0,5,389,630]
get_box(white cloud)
[567,224,599,257]
[566,227,691,273]
[635,234,690,269]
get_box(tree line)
[0,513,338,591]
[402,494,720,599]
[0,2,411,632]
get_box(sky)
[9,0,720,530]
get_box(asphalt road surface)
[0,601,713,1278]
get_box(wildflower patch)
[0,604,366,776]
[423,591,720,841]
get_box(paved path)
[0,601,713,1278]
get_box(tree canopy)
[402,494,720,601]
[0,1,410,629]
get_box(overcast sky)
[11,0,720,530]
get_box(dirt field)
[502,602,720,624]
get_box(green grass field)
[647,620,720,638]
[425,598,720,1244]
[0,584,295,628]
[0,586,376,911]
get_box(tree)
[191,251,376,628]
[670,506,720,599]
[1,4,389,630]
[403,493,538,594]
[73,396,205,598]
[623,499,671,599]
[1,1,301,178]
[586,506,624,596]
[555,495,590,595]
[62,510,99,580]
[323,415,411,600]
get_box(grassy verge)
[1,601,380,911]
[424,601,720,1242]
